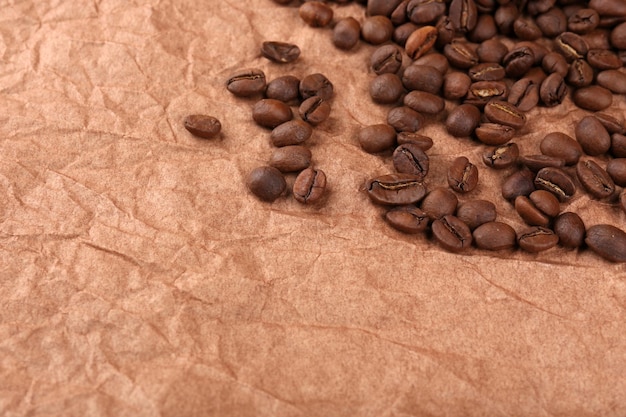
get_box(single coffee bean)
[444,40,479,69]
[443,72,472,100]
[414,52,450,74]
[367,0,404,16]
[407,0,446,24]
[226,68,266,97]
[514,16,543,40]
[269,145,312,173]
[401,65,443,94]
[464,81,509,106]
[612,133,626,157]
[606,159,626,186]
[253,99,293,128]
[566,59,594,87]
[300,73,333,101]
[484,100,526,130]
[420,186,458,220]
[539,73,567,107]
[445,104,481,137]
[595,113,625,135]
[536,7,568,37]
[476,39,509,64]
[247,166,286,202]
[474,122,515,146]
[448,156,479,193]
[589,0,626,18]
[587,49,623,70]
[576,159,616,199]
[596,70,626,95]
[502,46,535,78]
[403,91,445,114]
[299,96,331,126]
[542,52,569,77]
[507,78,539,112]
[553,212,585,249]
[432,215,473,252]
[371,45,403,75]
[370,73,405,104]
[520,154,566,172]
[183,115,221,139]
[390,0,409,25]
[456,199,497,230]
[299,1,333,27]
[502,169,536,200]
[575,115,611,156]
[540,133,582,165]
[482,142,519,169]
[495,3,518,35]
[534,167,576,201]
[573,86,613,112]
[293,168,327,204]
[527,0,556,16]
[358,124,397,154]
[333,17,361,50]
[568,8,600,34]
[518,227,559,252]
[397,132,434,150]
[515,195,550,226]
[530,189,561,217]
[393,22,419,46]
[366,173,427,205]
[361,15,394,45]
[610,22,626,50]
[385,205,429,233]
[436,15,456,47]
[405,25,438,60]
[473,221,517,250]
[468,63,506,81]
[387,106,424,132]
[261,41,300,63]
[449,0,478,32]
[555,32,588,61]
[393,142,430,178]
[271,120,312,147]
[585,224,626,262]
[468,14,498,43]
[265,75,301,105]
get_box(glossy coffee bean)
[357,124,397,154]
[361,15,394,45]
[514,17,543,40]
[432,215,473,252]
[566,59,594,87]
[474,123,516,146]
[368,0,404,16]
[401,65,443,93]
[507,78,539,112]
[407,0,446,24]
[502,46,535,78]
[299,1,333,27]
[465,81,509,106]
[247,166,286,202]
[393,22,419,46]
[403,91,445,114]
[393,143,430,178]
[333,17,361,50]
[449,0,478,32]
[443,72,472,100]
[252,99,293,128]
[484,100,526,130]
[515,195,550,226]
[299,96,331,125]
[585,224,626,262]
[568,8,599,34]
[414,53,450,75]
[269,145,312,173]
[575,115,611,156]
[448,156,479,193]
[468,63,506,82]
[502,169,536,201]
[595,113,625,135]
[366,173,427,205]
[534,167,576,202]
[518,227,559,252]
[540,73,567,107]
[370,73,405,104]
[576,159,616,199]
[455,199,497,230]
[265,75,300,104]
[271,120,312,147]
[610,22,626,50]
[482,143,519,169]
[553,212,585,249]
[473,221,517,251]
[397,132,434,150]
[387,106,424,133]
[476,39,509,64]
[587,49,623,70]
[445,104,481,137]
[536,8,567,38]
[519,155,566,172]
[611,133,626,158]
[444,40,479,69]
[540,132,583,165]
[596,70,626,95]
[261,41,300,63]
[420,187,458,220]
[542,52,569,77]
[385,205,429,233]
[300,73,334,101]
[555,32,588,62]
[183,115,221,139]
[468,14,498,42]
[572,86,612,112]
[293,168,327,204]
[405,25,438,60]
[227,68,266,97]
[371,45,404,75]
[494,3,518,35]
[530,189,560,218]
[607,159,626,186]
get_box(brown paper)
[1,0,625,415]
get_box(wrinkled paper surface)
[1,1,625,416]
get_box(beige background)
[1,0,625,416]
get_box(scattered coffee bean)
[575,115,611,156]
[540,132,583,165]
[265,75,301,104]
[555,31,588,61]
[553,212,585,249]
[299,96,331,125]
[576,159,616,199]
[403,90,445,114]
[448,156,479,193]
[585,224,626,262]
[269,145,312,173]
[407,0,446,24]
[610,21,626,50]
[484,100,526,130]
[566,59,594,87]
[502,46,535,78]
[572,85,613,112]
[445,104,481,137]
[368,0,404,17]
[227,68,266,97]
[465,81,509,106]
[474,123,516,146]
[362,15,395,45]
[444,39,479,69]
[414,52,450,74]
[482,143,519,169]
[476,39,509,64]
[456,199,497,230]
[596,70,626,95]
[293,168,327,204]
[358,124,397,154]
[271,120,313,147]
[539,73,567,107]
[393,22,419,46]
[612,133,626,157]
[247,166,286,202]
[371,44,404,75]
[397,132,434,150]
[587,49,623,70]
[473,221,517,250]
[519,154,566,172]
[387,106,424,132]
[536,7,567,38]
[385,204,430,233]
[261,41,300,63]
[449,0,478,32]
[401,64,443,94]
[252,99,293,128]
[183,115,221,139]
[530,189,560,218]
[469,63,506,82]
[366,173,427,205]
[300,73,334,101]
[502,169,536,200]
[393,143,430,178]
[299,1,333,27]
[507,78,539,112]
[568,8,600,34]
[595,113,625,135]
[518,227,559,252]
[515,195,550,226]
[534,167,576,202]
[370,73,405,104]
[606,159,626,186]
[432,215,473,252]
[333,17,361,50]
[420,187,458,220]
[443,72,472,100]
[542,52,569,77]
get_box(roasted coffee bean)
[299,96,331,125]
[575,115,611,156]
[407,0,446,24]
[403,91,445,114]
[405,25,438,60]
[468,14,498,43]
[553,212,585,248]
[449,0,478,32]
[465,81,509,106]
[576,159,616,198]
[518,227,559,252]
[515,195,550,226]
[484,100,526,130]
[387,106,424,132]
[420,187,458,220]
[397,132,434,150]
[514,16,543,40]
[586,49,623,70]
[366,173,427,205]
[585,224,626,263]
[568,8,600,34]
[502,46,535,78]
[542,52,569,77]
[456,199,497,230]
[361,15,394,45]
[536,7,568,37]
[358,124,397,153]
[370,73,405,104]
[540,73,567,107]
[448,156,479,193]
[261,41,300,63]
[540,132,582,165]
[227,68,266,97]
[495,3,518,35]
[183,115,221,139]
[247,166,286,202]
[589,0,626,18]
[401,64,443,93]
[253,99,293,128]
[582,30,612,51]
[435,15,456,48]
[468,63,506,81]
[527,0,556,16]
[271,120,313,147]
[482,143,519,169]
[595,113,625,135]
[534,167,576,201]
[444,40,479,69]
[390,0,409,25]
[414,52,450,74]
[393,22,419,46]
[476,39,509,63]
[516,41,549,65]
[293,168,327,204]
[265,75,301,104]
[525,66,548,87]
[393,143,429,178]
[299,1,333,27]
[507,78,539,112]
[555,32,588,61]
[572,85,613,112]
[519,154,566,172]
[371,45,403,75]
[612,133,626,157]
[300,73,333,101]
[443,72,472,100]
[445,104,481,137]
[269,145,312,173]
[432,215,473,252]
[607,159,626,186]
[566,59,594,87]
[367,0,404,16]
[530,189,561,217]
[596,70,626,94]
[611,22,626,50]
[333,17,361,50]
[502,169,536,200]
[473,221,517,250]
[385,205,429,233]
[474,122,516,146]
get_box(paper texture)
[1,1,625,416]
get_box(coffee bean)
[582,30,612,51]
[371,45,403,75]
[514,16,543,40]
[385,205,429,233]
[432,215,473,252]
[265,75,301,104]
[403,91,445,114]
[269,145,312,173]
[596,70,626,95]
[405,25,438,60]
[407,0,446,24]
[473,221,517,250]
[502,169,536,200]
[366,173,427,205]
[468,63,506,82]
[358,124,397,154]
[401,65,443,94]
[611,22,626,50]
[540,132,583,165]
[299,96,331,126]
[368,0,404,16]
[183,115,221,139]
[361,15,394,45]
[448,156,479,193]
[393,22,419,46]
[530,189,561,217]
[393,143,430,178]
[576,159,616,199]
[299,1,333,27]
[568,8,600,34]
[540,73,567,107]
[293,168,327,204]
[443,72,472,100]
[595,113,625,135]
[519,154,566,172]
[585,224,626,262]
[555,32,588,61]
[474,123,516,146]
[444,40,479,69]
[587,49,623,70]
[612,133,626,157]
[536,7,567,37]
[515,195,551,226]
[370,73,405,104]
[465,81,509,106]
[390,0,409,25]
[484,100,526,130]
[468,14,498,43]
[502,46,535,78]
[253,99,293,128]
[518,227,559,252]
[387,106,424,132]
[517,41,549,65]
[456,199,497,230]
[300,73,334,101]
[575,115,611,156]
[542,52,569,77]
[572,86,613,112]
[482,143,519,169]
[420,187,458,220]
[333,17,361,50]
[445,104,481,137]
[606,159,626,186]
[247,166,286,202]
[508,78,539,112]
[261,41,300,63]
[414,52,450,74]
[271,120,313,147]
[526,0,555,16]
[495,3,518,36]
[437,16,458,47]
[553,212,585,249]
[534,167,576,201]
[476,39,509,63]
[397,132,434,150]
[449,0,478,32]
[566,59,594,87]
[589,0,626,18]
[227,68,266,97]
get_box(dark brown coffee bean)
[596,70,626,95]
[568,8,600,34]
[269,145,312,173]
[387,107,424,133]
[540,73,568,107]
[585,224,626,262]
[468,63,506,81]
[495,3,519,35]
[368,0,404,16]
[553,212,585,248]
[407,0,446,24]
[449,0,478,32]
[575,115,611,156]
[589,0,626,18]
[247,166,286,202]
[586,49,623,70]
[401,65,443,93]
[515,195,551,226]
[371,45,403,75]
[261,41,300,63]
[448,156,479,193]
[476,39,509,63]
[227,68,266,97]
[611,22,626,50]
[540,132,583,165]
[484,100,526,130]
[397,132,434,150]
[420,187,458,220]
[432,215,473,252]
[391,0,409,25]
[299,1,333,27]
[507,78,539,112]
[607,159,626,186]
[502,169,536,200]
[475,0,495,13]
[394,22,419,46]
[595,113,625,135]
[518,227,559,252]
[456,199,497,230]
[576,159,616,198]
[468,14,498,43]
[414,53,450,74]
[443,72,472,100]
[520,154,566,172]
[530,189,561,217]
[265,75,300,105]
[358,124,397,154]
[482,143,519,169]
[253,99,293,128]
[527,0,556,15]
[370,73,405,104]
[473,221,517,250]
[299,96,331,126]
[333,17,361,50]
[183,115,221,139]
[555,32,588,61]
[293,168,327,204]
[403,91,445,114]
[435,15,456,48]
[300,73,333,101]
[361,16,394,45]
[465,81,509,106]
[612,133,626,157]
[393,143,429,178]
[271,120,312,147]
[474,122,516,146]
[385,205,429,233]
[517,41,549,65]
[366,173,427,205]
[405,25,438,60]
[444,40,479,69]
[535,167,576,201]
[566,59,594,87]
[572,85,613,112]
[502,46,535,78]
[445,104,481,137]
[542,52,569,77]
[582,30,612,50]
[514,16,543,40]
[536,7,568,37]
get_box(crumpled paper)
[1,0,625,416]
